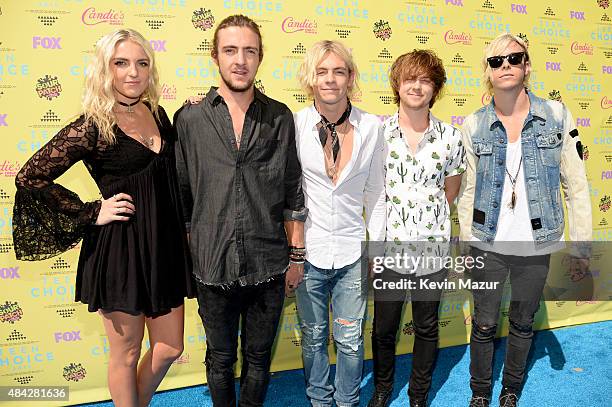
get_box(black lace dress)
[13,105,196,317]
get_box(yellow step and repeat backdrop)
[0,0,611,405]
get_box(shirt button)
[499,138,505,144]
[497,160,503,166]
[488,226,494,231]
[492,202,498,208]
[495,182,501,188]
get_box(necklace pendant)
[509,191,517,209]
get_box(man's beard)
[219,69,254,93]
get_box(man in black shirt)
[174,14,307,407]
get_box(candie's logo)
[444,30,472,45]
[0,160,21,177]
[281,17,317,34]
[81,8,124,26]
[601,96,612,109]
[599,195,611,212]
[0,301,23,324]
[63,363,87,382]
[571,42,594,55]
[161,84,176,100]
[36,75,62,100]
[192,8,215,31]
[373,20,392,41]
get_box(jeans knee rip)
[301,322,328,351]
[333,318,362,352]
[473,320,497,338]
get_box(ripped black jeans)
[196,276,285,407]
[468,248,550,397]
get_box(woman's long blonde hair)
[82,29,160,143]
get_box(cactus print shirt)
[383,112,465,243]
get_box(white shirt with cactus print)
[383,112,465,244]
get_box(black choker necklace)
[117,99,140,113]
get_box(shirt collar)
[486,89,546,130]
[305,101,363,130]
[387,111,440,140]
[205,86,270,106]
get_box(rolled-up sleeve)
[281,108,308,222]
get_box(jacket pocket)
[535,131,562,167]
[472,141,493,174]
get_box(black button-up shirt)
[174,87,307,285]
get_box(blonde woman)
[13,29,195,407]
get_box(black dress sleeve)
[12,115,102,260]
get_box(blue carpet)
[80,320,611,406]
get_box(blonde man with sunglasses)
[457,33,591,407]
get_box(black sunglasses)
[486,52,528,69]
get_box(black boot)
[499,387,519,407]
[409,397,427,407]
[468,394,490,407]
[367,387,392,407]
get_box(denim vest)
[470,92,566,245]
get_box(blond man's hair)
[482,33,530,95]
[297,40,360,100]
